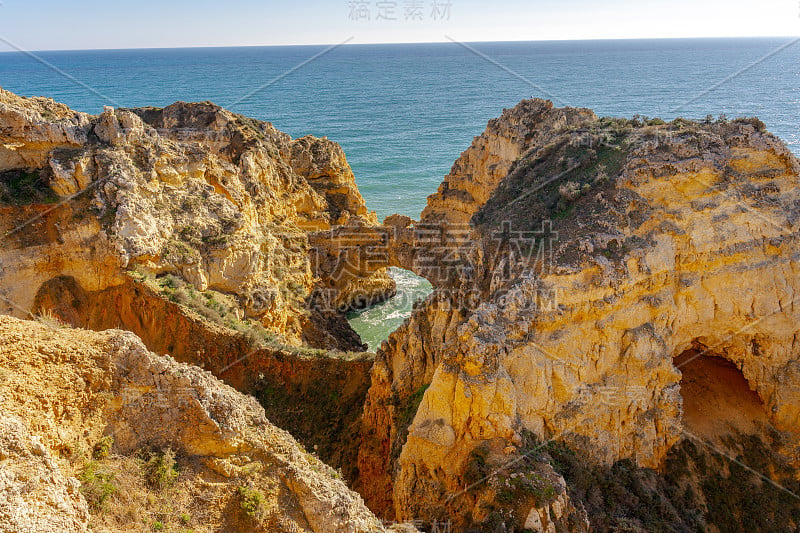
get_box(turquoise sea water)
[1,38,798,349]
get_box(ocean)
[1,37,798,349]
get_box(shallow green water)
[347,268,433,351]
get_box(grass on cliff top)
[473,126,631,237]
[0,169,59,206]
[132,270,365,360]
[473,113,770,238]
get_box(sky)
[0,0,798,51]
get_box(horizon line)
[0,34,798,55]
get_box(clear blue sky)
[0,0,798,51]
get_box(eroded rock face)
[0,410,89,533]
[0,88,393,350]
[5,89,800,531]
[421,99,596,225]
[359,101,800,529]
[0,91,92,173]
[0,315,392,533]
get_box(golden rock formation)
[358,101,800,529]
[4,88,800,532]
[0,88,393,351]
[0,316,391,533]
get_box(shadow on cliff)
[32,273,373,485]
[537,431,800,533]
[524,351,800,532]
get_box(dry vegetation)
[65,439,204,532]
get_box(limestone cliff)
[359,102,800,530]
[0,89,405,529]
[5,88,800,532]
[421,100,595,225]
[0,88,393,351]
[0,315,397,533]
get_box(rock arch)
[357,101,800,526]
[308,215,476,293]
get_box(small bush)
[79,461,118,511]
[237,486,265,519]
[558,181,581,202]
[34,309,68,329]
[93,435,114,460]
[0,169,59,206]
[142,448,179,491]
[496,471,556,507]
[732,117,767,132]
[401,385,429,429]
[464,443,492,485]
[161,274,179,290]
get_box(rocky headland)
[1,89,800,532]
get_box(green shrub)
[0,169,59,206]
[142,448,179,490]
[464,443,491,485]
[732,117,767,132]
[92,435,114,460]
[496,471,556,507]
[237,486,265,519]
[401,385,429,428]
[79,461,118,511]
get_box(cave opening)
[674,348,770,441]
[665,349,800,530]
[347,267,433,351]
[32,275,89,327]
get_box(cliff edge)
[359,100,800,531]
[0,315,397,533]
[0,88,394,353]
